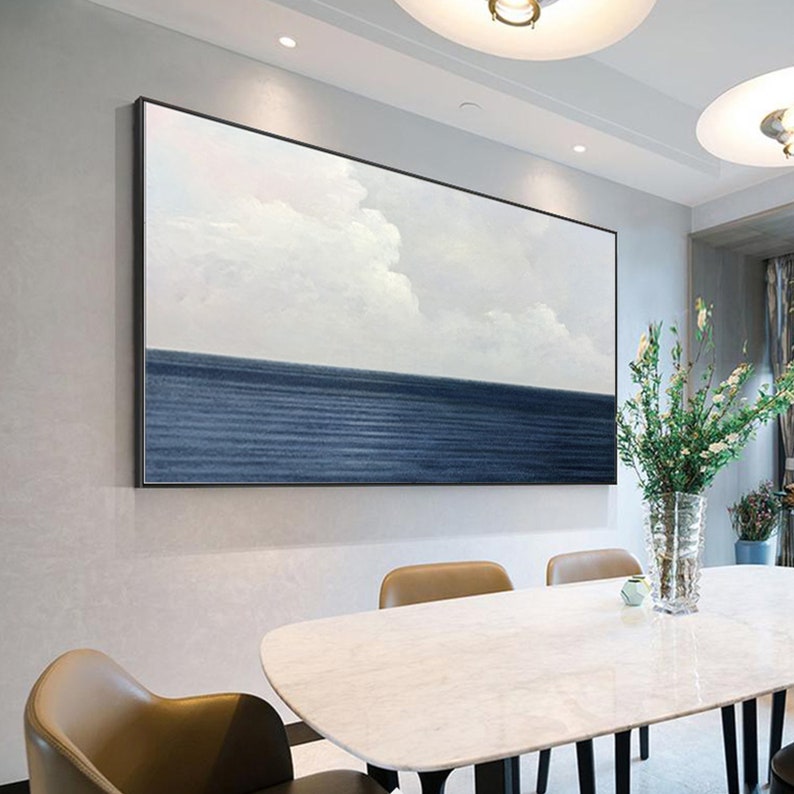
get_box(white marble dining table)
[261,565,794,794]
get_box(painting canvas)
[136,98,616,486]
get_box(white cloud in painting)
[144,103,615,394]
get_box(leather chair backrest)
[25,649,292,794]
[379,561,513,609]
[546,548,642,586]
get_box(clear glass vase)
[644,492,707,615]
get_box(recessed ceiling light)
[392,0,657,60]
[459,101,483,113]
[278,36,297,49]
[572,144,587,153]
[697,66,794,167]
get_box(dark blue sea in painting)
[143,349,615,484]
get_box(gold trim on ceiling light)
[488,0,541,28]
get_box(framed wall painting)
[135,97,616,486]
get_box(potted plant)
[617,298,794,613]
[728,480,780,565]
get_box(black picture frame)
[135,97,617,487]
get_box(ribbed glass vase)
[644,492,707,615]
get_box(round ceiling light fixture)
[697,66,794,167]
[392,0,657,60]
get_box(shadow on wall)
[125,484,612,556]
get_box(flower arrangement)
[617,298,794,501]
[728,480,780,542]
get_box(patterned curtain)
[767,253,794,565]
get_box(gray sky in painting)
[144,103,615,394]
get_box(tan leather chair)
[546,547,642,586]
[379,560,513,608]
[536,548,647,794]
[25,649,386,794]
[771,739,794,793]
[377,562,518,793]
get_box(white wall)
[0,0,691,781]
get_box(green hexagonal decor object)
[620,575,650,606]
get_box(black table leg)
[418,769,452,794]
[769,690,787,784]
[475,757,519,794]
[367,765,399,792]
[639,725,650,760]
[615,729,631,794]
[722,704,740,794]
[743,699,759,793]
[536,748,552,794]
[576,739,596,794]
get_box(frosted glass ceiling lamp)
[392,0,658,61]
[697,67,794,167]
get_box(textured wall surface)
[0,0,691,781]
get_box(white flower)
[726,433,739,444]
[709,441,728,454]
[697,307,708,331]
[681,448,690,455]
[636,333,649,362]
[712,393,725,404]
[727,366,744,386]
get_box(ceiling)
[89,0,794,207]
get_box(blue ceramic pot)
[734,538,776,565]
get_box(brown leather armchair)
[545,547,642,586]
[25,649,386,794]
[771,741,794,793]
[536,548,646,794]
[376,561,519,794]
[379,560,513,608]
